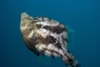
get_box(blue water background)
[0,0,100,67]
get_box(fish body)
[20,12,80,67]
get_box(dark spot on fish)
[46,36,56,43]
[40,48,47,55]
[51,54,55,59]
[30,34,56,46]
[76,64,80,67]
[55,42,62,49]
[66,39,68,42]
[36,24,42,29]
[68,50,70,53]
[68,59,73,62]
[43,25,66,34]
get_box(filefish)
[20,12,80,67]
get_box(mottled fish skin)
[20,12,80,67]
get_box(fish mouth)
[21,12,29,19]
[21,12,34,20]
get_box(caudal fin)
[61,50,80,67]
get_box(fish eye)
[34,17,38,21]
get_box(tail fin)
[61,50,80,67]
